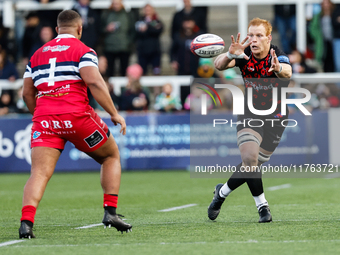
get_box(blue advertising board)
[0,111,329,173]
[0,113,190,172]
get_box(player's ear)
[78,25,83,37]
[268,34,272,44]
[55,26,59,34]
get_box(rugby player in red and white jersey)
[19,10,132,239]
[208,18,292,223]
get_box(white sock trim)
[219,183,232,198]
[253,193,268,210]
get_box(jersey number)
[48,57,57,86]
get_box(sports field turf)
[1,171,339,255]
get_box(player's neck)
[57,28,80,40]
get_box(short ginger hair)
[248,17,272,36]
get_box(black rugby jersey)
[235,44,291,118]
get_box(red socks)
[103,194,118,208]
[21,205,37,223]
[20,196,118,224]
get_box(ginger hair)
[248,17,272,36]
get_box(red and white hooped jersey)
[24,34,98,118]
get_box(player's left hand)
[268,49,281,73]
[111,114,126,135]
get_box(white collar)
[56,34,76,39]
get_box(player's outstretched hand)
[111,114,126,135]
[228,33,251,60]
[268,48,280,73]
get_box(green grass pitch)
[0,171,339,255]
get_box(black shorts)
[236,114,286,152]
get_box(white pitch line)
[74,223,103,229]
[267,183,292,191]
[7,239,340,248]
[158,203,198,212]
[0,240,25,247]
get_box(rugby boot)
[258,205,272,223]
[19,221,35,239]
[207,183,225,220]
[102,211,132,233]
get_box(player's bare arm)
[22,77,37,115]
[79,66,126,135]
[214,33,251,71]
[268,48,292,80]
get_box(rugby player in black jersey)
[208,18,292,222]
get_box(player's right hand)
[111,114,126,135]
[228,33,251,60]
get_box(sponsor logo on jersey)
[37,84,71,98]
[43,45,70,53]
[91,57,98,64]
[244,80,274,91]
[33,131,41,139]
[273,135,281,143]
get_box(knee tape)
[258,151,271,162]
[237,132,261,147]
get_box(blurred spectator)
[196,58,228,84]
[0,91,17,115]
[219,69,238,111]
[316,83,340,108]
[332,4,340,72]
[135,4,163,75]
[197,58,218,79]
[0,49,19,82]
[72,0,100,49]
[288,50,317,73]
[34,0,59,28]
[22,12,40,64]
[274,5,296,54]
[170,16,201,76]
[171,0,207,39]
[105,76,120,109]
[154,83,182,112]
[101,0,135,77]
[0,48,19,111]
[15,11,26,61]
[34,0,55,3]
[184,85,213,113]
[15,87,30,114]
[29,25,55,57]
[0,20,10,54]
[309,0,336,72]
[120,64,150,111]
[98,55,108,76]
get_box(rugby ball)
[190,33,225,58]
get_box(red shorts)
[31,108,110,153]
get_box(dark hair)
[25,12,39,20]
[57,10,81,27]
[182,15,195,23]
